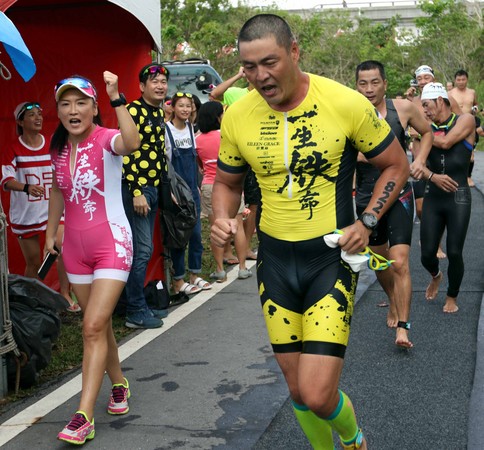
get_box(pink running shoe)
[107,377,130,415]
[57,410,95,445]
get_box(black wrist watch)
[110,93,127,107]
[358,212,378,231]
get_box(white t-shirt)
[165,121,195,161]
[1,135,51,235]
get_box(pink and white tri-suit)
[51,126,132,284]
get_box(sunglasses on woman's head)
[54,77,97,101]
[56,77,91,89]
[174,92,193,98]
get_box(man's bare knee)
[391,258,409,277]
[299,386,339,417]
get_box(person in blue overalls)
[165,92,212,295]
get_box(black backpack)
[159,158,197,249]
[7,275,67,388]
[139,98,197,250]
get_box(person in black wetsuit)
[355,60,433,348]
[406,64,463,259]
[419,82,476,313]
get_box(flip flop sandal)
[178,282,201,295]
[66,303,82,313]
[169,291,190,307]
[223,258,239,265]
[192,277,212,290]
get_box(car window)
[165,65,223,103]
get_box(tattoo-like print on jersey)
[276,107,337,220]
[111,221,133,267]
[219,73,393,241]
[70,142,101,220]
[52,126,133,270]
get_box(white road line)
[0,262,255,447]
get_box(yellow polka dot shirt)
[123,98,165,197]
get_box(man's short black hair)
[238,14,295,52]
[138,64,170,83]
[355,60,386,82]
[454,69,468,79]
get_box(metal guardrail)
[313,1,419,7]
[311,0,482,8]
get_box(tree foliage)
[413,0,482,83]
[159,0,483,98]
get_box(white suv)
[161,58,223,103]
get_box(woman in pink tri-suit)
[45,72,140,445]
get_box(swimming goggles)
[431,113,457,132]
[360,247,395,271]
[16,102,42,119]
[334,229,395,271]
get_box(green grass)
[0,217,258,410]
[0,314,133,408]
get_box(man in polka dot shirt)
[122,63,169,329]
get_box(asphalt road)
[1,152,483,450]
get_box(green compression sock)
[292,401,335,450]
[325,390,359,444]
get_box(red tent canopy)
[0,0,165,285]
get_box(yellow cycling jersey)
[218,73,394,241]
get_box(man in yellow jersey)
[211,14,409,450]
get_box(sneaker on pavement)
[238,268,253,279]
[151,308,169,319]
[57,410,95,445]
[125,310,163,329]
[108,377,130,415]
[210,270,227,283]
[341,428,366,449]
